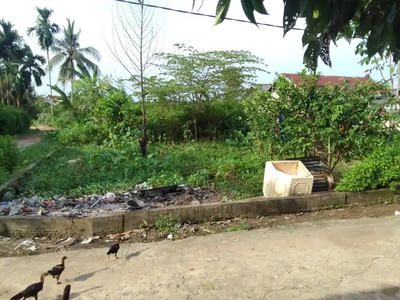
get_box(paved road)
[2,216,400,300]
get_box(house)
[248,83,273,92]
[283,73,370,87]
[41,95,63,106]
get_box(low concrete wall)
[0,189,398,238]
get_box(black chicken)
[48,256,68,284]
[10,272,49,300]
[107,242,120,260]
[62,284,71,300]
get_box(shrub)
[58,121,108,145]
[0,135,19,173]
[335,137,400,192]
[0,103,30,135]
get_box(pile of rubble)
[0,183,223,218]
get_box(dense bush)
[0,135,19,173]
[0,103,30,135]
[57,121,108,145]
[335,136,400,192]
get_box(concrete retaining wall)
[0,189,398,238]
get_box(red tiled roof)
[284,74,371,87]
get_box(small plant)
[139,219,149,229]
[227,221,252,232]
[155,214,181,234]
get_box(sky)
[2,0,396,95]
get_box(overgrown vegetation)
[0,135,57,185]
[0,103,30,135]
[336,136,400,192]
[20,66,399,198]
[19,141,265,198]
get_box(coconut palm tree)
[27,7,59,94]
[49,19,100,102]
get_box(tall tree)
[19,45,46,88]
[149,44,266,140]
[0,19,23,106]
[27,7,59,95]
[193,0,400,72]
[106,0,160,158]
[49,19,101,102]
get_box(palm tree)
[26,7,59,94]
[0,19,23,62]
[19,45,46,87]
[0,19,23,105]
[49,19,101,102]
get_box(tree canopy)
[204,0,400,72]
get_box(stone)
[127,199,145,209]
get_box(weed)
[155,214,181,234]
[227,221,252,232]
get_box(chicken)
[62,284,71,300]
[47,256,68,284]
[107,242,120,260]
[10,272,49,300]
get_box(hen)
[107,242,120,260]
[62,284,71,300]
[48,256,68,284]
[10,272,49,300]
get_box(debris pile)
[0,183,223,218]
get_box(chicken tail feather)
[10,292,24,300]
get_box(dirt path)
[2,216,400,300]
[17,125,55,148]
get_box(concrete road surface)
[2,216,400,300]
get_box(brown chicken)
[47,256,68,284]
[62,284,71,300]
[10,272,49,300]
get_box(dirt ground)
[1,200,400,258]
[2,213,400,299]
[17,125,55,148]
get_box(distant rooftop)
[284,74,370,87]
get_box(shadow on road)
[125,247,149,261]
[70,285,102,299]
[318,285,400,299]
[65,267,108,282]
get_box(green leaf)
[252,0,268,15]
[386,3,397,24]
[303,40,320,72]
[283,0,300,36]
[339,0,358,26]
[241,0,258,26]
[215,0,231,25]
[366,25,383,57]
[299,0,309,17]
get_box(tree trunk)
[47,50,54,123]
[139,1,147,158]
[397,61,400,98]
[193,114,198,141]
[140,90,147,158]
[313,138,336,190]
